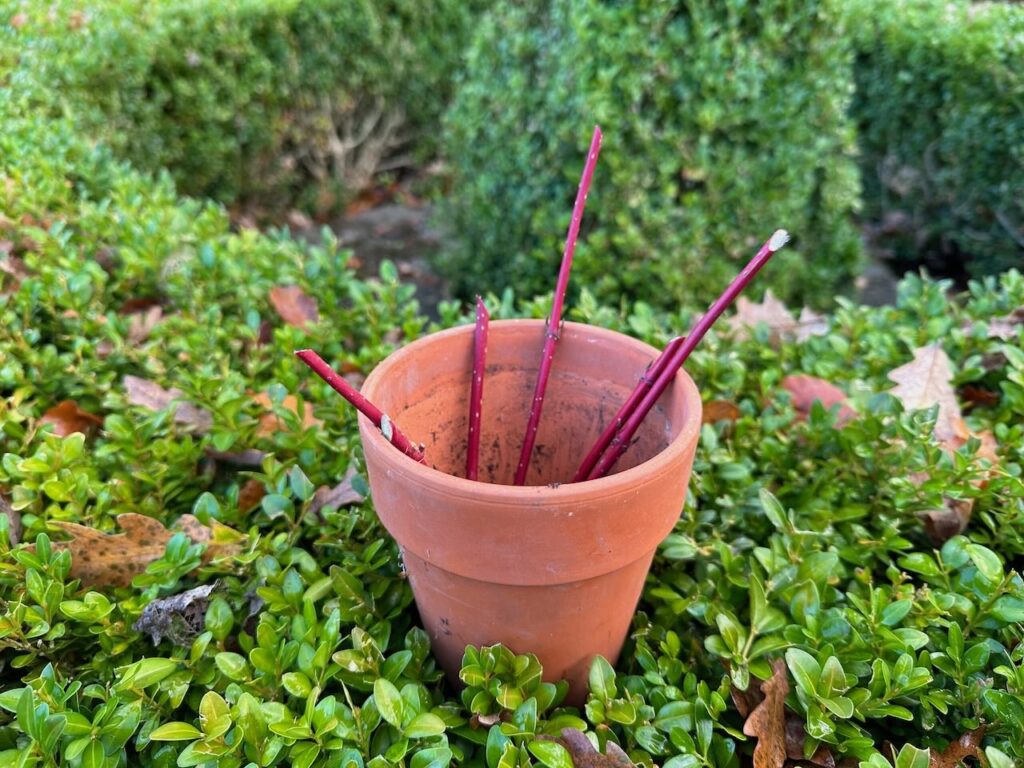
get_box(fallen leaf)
[0,253,29,293]
[309,467,365,515]
[49,513,242,587]
[269,285,319,328]
[10,12,27,29]
[743,659,788,768]
[206,448,266,467]
[887,344,961,443]
[702,400,742,424]
[1,493,20,546]
[930,727,985,768]
[39,400,104,437]
[960,384,1000,409]
[537,728,632,768]
[127,305,163,344]
[124,375,213,432]
[252,391,322,437]
[966,308,1024,340]
[729,290,830,345]
[922,497,974,544]
[782,375,856,426]
[784,717,835,767]
[134,583,217,645]
[238,479,266,513]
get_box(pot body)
[358,320,701,703]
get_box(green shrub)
[441,0,863,310]
[11,0,480,207]
[849,0,1024,279]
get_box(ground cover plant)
[4,2,1024,766]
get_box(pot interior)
[367,322,688,487]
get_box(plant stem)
[513,124,603,485]
[466,296,490,481]
[572,335,685,482]
[587,229,789,480]
[295,349,426,464]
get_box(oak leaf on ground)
[929,727,984,768]
[49,513,243,587]
[134,582,217,645]
[702,400,742,425]
[537,728,632,768]
[743,659,789,768]
[39,400,104,437]
[253,391,322,437]
[269,285,320,328]
[309,467,366,516]
[729,290,829,345]
[124,375,213,432]
[782,375,856,426]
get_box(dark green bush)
[441,0,864,309]
[849,0,1024,279]
[12,0,480,207]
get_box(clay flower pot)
[358,319,701,704]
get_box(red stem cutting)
[572,335,685,482]
[466,296,490,480]
[295,349,426,464]
[586,229,790,480]
[513,124,603,485]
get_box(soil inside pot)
[389,362,673,487]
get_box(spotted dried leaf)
[134,583,217,645]
[124,375,213,432]
[238,479,267,513]
[126,305,163,344]
[269,285,320,328]
[39,400,104,437]
[49,513,242,587]
[782,375,856,426]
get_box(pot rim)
[359,319,701,501]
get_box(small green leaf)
[410,745,453,768]
[404,712,446,739]
[150,722,202,741]
[527,740,573,768]
[588,656,616,701]
[374,678,405,728]
[786,648,820,694]
[966,543,1002,583]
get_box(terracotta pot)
[358,320,701,704]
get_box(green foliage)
[849,0,1024,279]
[8,0,481,207]
[441,0,864,310]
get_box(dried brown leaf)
[51,513,242,587]
[784,716,835,767]
[238,479,267,513]
[206,448,266,467]
[703,400,742,425]
[729,290,829,345]
[743,659,789,768]
[930,726,985,768]
[252,391,322,437]
[39,400,104,437]
[887,344,961,443]
[1,493,20,546]
[309,467,365,515]
[782,375,856,426]
[124,375,213,432]
[922,497,974,544]
[538,728,632,768]
[269,285,319,328]
[134,583,216,645]
[127,305,163,344]
[966,308,1024,341]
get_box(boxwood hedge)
[849,0,1024,280]
[441,0,864,309]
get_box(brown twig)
[513,125,603,485]
[295,349,426,464]
[466,296,490,480]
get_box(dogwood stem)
[466,297,490,480]
[295,349,426,464]
[513,124,603,485]
[572,335,685,482]
[587,229,790,480]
